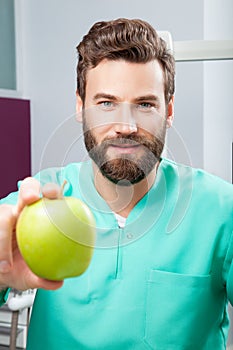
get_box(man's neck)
[92,162,159,218]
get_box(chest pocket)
[143,269,222,349]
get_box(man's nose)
[113,104,138,135]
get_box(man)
[0,18,232,349]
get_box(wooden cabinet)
[0,97,31,199]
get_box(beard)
[83,122,166,186]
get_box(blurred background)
[0,0,233,184]
[0,0,232,348]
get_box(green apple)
[16,194,96,281]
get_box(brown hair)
[76,18,175,104]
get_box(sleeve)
[0,288,11,307]
[227,259,233,305]
[0,190,19,205]
[225,231,233,306]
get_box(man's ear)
[166,95,174,128]
[76,92,83,123]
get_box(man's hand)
[0,177,64,291]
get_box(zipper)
[115,227,123,279]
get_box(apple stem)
[59,180,68,198]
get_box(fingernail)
[25,189,38,198]
[0,261,11,273]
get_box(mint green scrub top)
[1,158,233,349]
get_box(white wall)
[203,0,233,182]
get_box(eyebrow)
[93,93,119,102]
[134,95,160,103]
[93,93,160,103]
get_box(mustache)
[100,135,154,147]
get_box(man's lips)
[108,143,141,154]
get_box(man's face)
[78,59,174,185]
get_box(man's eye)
[99,101,114,108]
[139,102,153,109]
[136,102,156,112]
